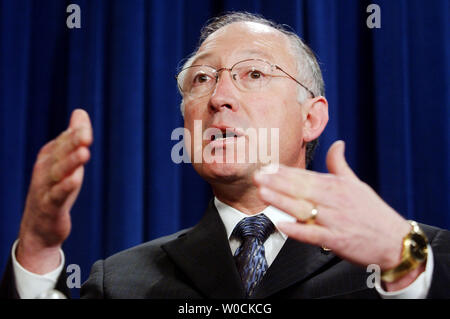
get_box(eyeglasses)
[175,58,315,99]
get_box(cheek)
[281,108,304,146]
[259,96,304,152]
[184,101,209,159]
[249,94,302,130]
[246,95,281,126]
[184,100,205,128]
[247,96,303,157]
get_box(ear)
[302,96,329,142]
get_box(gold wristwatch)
[381,220,428,283]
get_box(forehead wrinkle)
[192,37,287,68]
[192,23,295,71]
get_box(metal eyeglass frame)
[175,58,316,98]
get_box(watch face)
[410,233,428,261]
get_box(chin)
[193,161,257,184]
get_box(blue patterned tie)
[231,214,275,297]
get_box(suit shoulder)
[83,227,194,298]
[419,223,448,237]
[104,227,192,265]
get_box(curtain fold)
[1,0,449,293]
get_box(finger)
[254,164,336,207]
[38,139,58,158]
[50,147,90,183]
[52,126,92,162]
[33,140,59,172]
[258,186,320,222]
[51,109,92,160]
[48,166,84,206]
[35,110,92,166]
[60,109,93,154]
[326,140,357,179]
[69,109,92,132]
[53,128,75,158]
[277,221,332,248]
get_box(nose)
[208,69,240,113]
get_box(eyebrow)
[190,49,276,67]
[190,52,213,67]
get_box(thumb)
[69,109,91,130]
[326,140,357,179]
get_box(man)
[1,12,449,299]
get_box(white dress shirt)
[214,197,433,299]
[12,197,433,298]
[214,197,296,267]
[11,240,65,299]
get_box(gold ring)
[305,207,318,224]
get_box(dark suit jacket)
[2,200,450,298]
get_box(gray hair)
[179,12,325,167]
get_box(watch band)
[381,221,428,283]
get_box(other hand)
[17,109,93,273]
[253,140,411,271]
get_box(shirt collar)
[214,197,296,240]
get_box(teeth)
[209,129,241,141]
[212,135,238,141]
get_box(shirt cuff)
[375,244,434,299]
[11,239,65,299]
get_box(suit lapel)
[162,200,245,298]
[162,199,339,299]
[252,238,338,298]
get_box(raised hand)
[16,109,93,274]
[254,141,412,272]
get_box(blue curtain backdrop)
[1,0,449,295]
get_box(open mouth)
[211,130,241,141]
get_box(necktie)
[231,214,275,297]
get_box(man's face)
[183,22,307,186]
